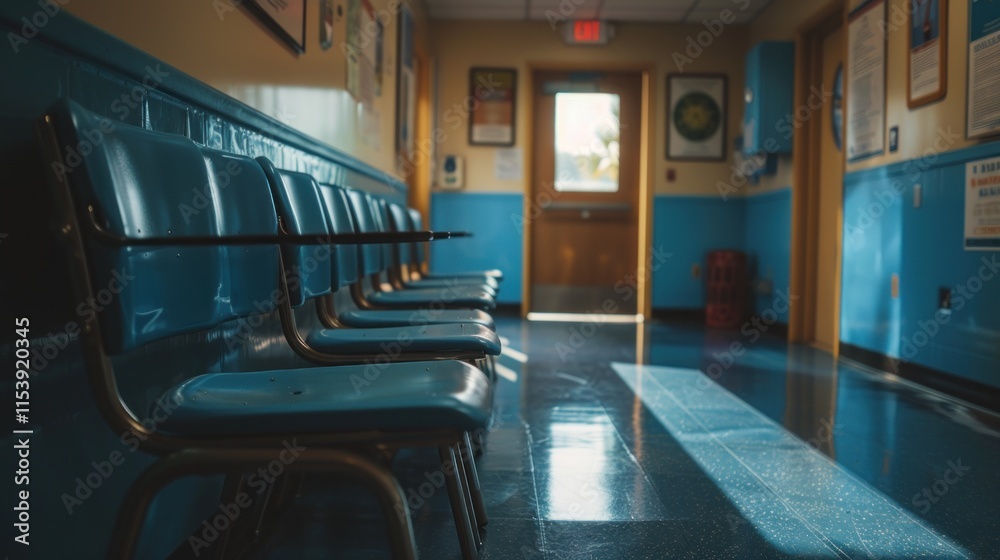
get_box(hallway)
[246,316,1000,559]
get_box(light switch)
[913,184,922,208]
[891,274,899,299]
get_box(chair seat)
[424,269,503,282]
[406,276,499,294]
[338,308,496,330]
[159,361,492,437]
[306,323,501,355]
[369,288,496,311]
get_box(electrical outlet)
[691,263,701,279]
[756,278,774,295]
[938,287,952,312]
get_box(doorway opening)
[526,69,647,321]
[790,1,846,354]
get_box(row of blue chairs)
[39,99,504,559]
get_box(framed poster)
[968,0,1000,139]
[908,0,947,107]
[245,0,306,54]
[395,4,415,162]
[666,74,727,161]
[469,68,517,146]
[846,0,887,162]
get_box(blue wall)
[651,196,746,309]
[430,192,523,305]
[431,191,790,315]
[842,143,1000,389]
[744,188,793,323]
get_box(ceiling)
[422,0,777,24]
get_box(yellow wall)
[848,0,982,172]
[66,0,429,178]
[750,0,987,183]
[67,0,983,196]
[429,20,749,196]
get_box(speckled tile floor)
[243,316,1000,559]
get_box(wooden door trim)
[789,0,845,351]
[521,64,655,319]
[408,45,432,222]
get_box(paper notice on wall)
[495,148,523,181]
[968,0,1000,138]
[361,105,381,152]
[346,0,376,106]
[965,157,1000,250]
[846,0,887,162]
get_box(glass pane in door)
[553,93,620,193]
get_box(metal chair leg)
[461,432,489,529]
[439,445,479,560]
[454,443,481,549]
[108,448,418,560]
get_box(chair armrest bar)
[85,207,436,247]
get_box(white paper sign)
[968,0,1000,138]
[965,157,1000,250]
[495,148,523,181]
[846,0,887,162]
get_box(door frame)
[407,42,432,223]
[789,0,846,352]
[521,63,655,320]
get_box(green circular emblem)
[673,92,721,142]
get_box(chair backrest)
[386,203,413,265]
[317,183,361,289]
[344,188,385,276]
[370,197,399,271]
[407,208,427,266]
[256,161,333,308]
[50,100,280,354]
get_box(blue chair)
[39,100,488,559]
[314,182,496,330]
[344,189,497,312]
[384,201,500,294]
[406,208,504,284]
[255,161,501,366]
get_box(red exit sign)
[564,20,614,45]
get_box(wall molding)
[844,140,1000,186]
[841,344,1000,412]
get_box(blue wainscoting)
[842,143,1000,389]
[744,188,792,323]
[430,192,524,305]
[431,192,787,313]
[651,195,746,309]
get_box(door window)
[554,92,620,192]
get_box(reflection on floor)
[243,317,1000,559]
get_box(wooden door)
[529,71,642,315]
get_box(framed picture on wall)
[396,3,415,162]
[847,0,887,162]
[968,0,1000,138]
[469,68,517,146]
[245,0,307,54]
[666,74,727,161]
[908,0,947,108]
